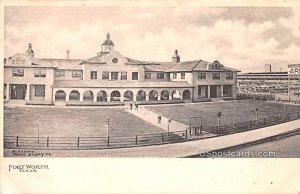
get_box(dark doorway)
[10,84,26,99]
[210,85,217,98]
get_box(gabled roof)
[37,58,83,70]
[166,60,201,72]
[81,53,108,64]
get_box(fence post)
[77,137,80,148]
[185,129,188,140]
[16,136,19,147]
[234,123,237,133]
[264,118,266,125]
[162,133,164,142]
[297,112,299,119]
[200,125,203,135]
[135,135,138,145]
[46,137,49,148]
[107,136,110,146]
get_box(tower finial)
[107,32,110,39]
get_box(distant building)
[4,33,240,105]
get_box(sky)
[4,6,300,72]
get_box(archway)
[111,90,121,101]
[69,90,80,101]
[97,91,107,102]
[137,90,146,101]
[83,90,94,101]
[161,90,169,100]
[55,90,66,101]
[124,90,133,101]
[183,90,191,100]
[149,90,158,101]
[172,90,181,100]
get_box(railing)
[4,111,300,150]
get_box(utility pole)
[106,118,110,146]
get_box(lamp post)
[37,120,40,144]
[217,111,222,134]
[167,117,171,138]
[255,108,259,124]
[106,118,110,146]
[200,116,203,135]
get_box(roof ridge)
[191,59,202,71]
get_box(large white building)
[4,33,239,105]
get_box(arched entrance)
[55,90,66,101]
[161,90,169,100]
[97,91,107,102]
[136,90,146,101]
[172,90,180,100]
[83,90,93,101]
[183,90,191,100]
[124,90,133,101]
[111,90,121,101]
[149,90,158,101]
[69,90,80,101]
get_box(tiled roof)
[36,58,83,70]
[166,60,201,72]
[53,80,192,88]
[81,53,108,64]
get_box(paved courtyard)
[4,106,164,138]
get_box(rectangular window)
[12,68,24,77]
[111,72,119,80]
[91,71,97,79]
[132,72,139,80]
[34,69,46,77]
[226,73,233,80]
[181,73,185,79]
[198,73,206,80]
[212,73,220,79]
[145,73,151,79]
[173,73,177,79]
[102,71,109,80]
[34,85,45,97]
[55,70,65,77]
[121,72,127,80]
[72,71,81,78]
[157,73,164,79]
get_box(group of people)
[129,102,139,111]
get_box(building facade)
[4,33,239,105]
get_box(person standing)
[130,102,133,110]
[158,115,162,124]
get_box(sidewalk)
[126,106,211,136]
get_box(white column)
[207,86,211,99]
[93,93,97,102]
[66,93,70,102]
[221,85,224,98]
[107,95,111,102]
[133,95,137,102]
[25,84,30,101]
[80,93,83,102]
[146,95,149,101]
[180,94,183,100]
[120,95,124,102]
[6,83,10,100]
[158,95,161,101]
[169,94,172,100]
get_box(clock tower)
[101,33,115,53]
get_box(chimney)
[265,64,272,72]
[66,50,70,59]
